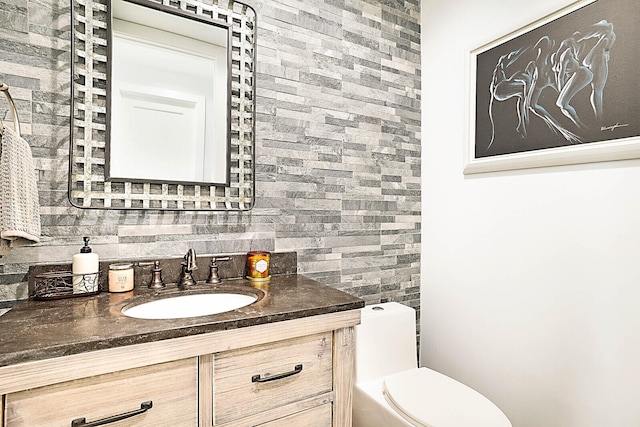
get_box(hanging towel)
[0,126,41,254]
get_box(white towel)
[0,126,41,254]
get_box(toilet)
[353,302,512,427]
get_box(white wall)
[420,1,640,426]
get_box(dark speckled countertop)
[0,274,364,367]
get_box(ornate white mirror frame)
[69,0,256,210]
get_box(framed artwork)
[465,0,640,174]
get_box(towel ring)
[0,81,21,137]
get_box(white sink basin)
[121,292,258,319]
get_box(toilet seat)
[382,368,511,427]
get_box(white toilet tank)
[354,302,419,383]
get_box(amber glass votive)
[247,251,271,280]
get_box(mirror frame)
[69,0,256,210]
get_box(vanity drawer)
[4,358,198,427]
[257,403,331,427]
[212,332,333,424]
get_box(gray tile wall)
[0,0,421,311]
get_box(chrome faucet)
[178,249,198,289]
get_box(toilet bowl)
[353,302,511,427]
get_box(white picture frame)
[464,0,640,174]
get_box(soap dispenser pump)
[72,237,100,293]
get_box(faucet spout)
[185,248,197,272]
[178,249,198,289]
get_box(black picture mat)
[475,0,640,159]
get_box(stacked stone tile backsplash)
[0,0,421,314]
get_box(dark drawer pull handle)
[71,401,153,426]
[252,364,303,383]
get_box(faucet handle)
[134,261,166,289]
[206,256,231,284]
[148,261,166,289]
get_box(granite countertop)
[0,274,364,367]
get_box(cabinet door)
[5,358,197,427]
[212,332,333,424]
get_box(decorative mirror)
[69,0,256,210]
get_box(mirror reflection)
[108,0,230,185]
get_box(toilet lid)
[382,368,511,427]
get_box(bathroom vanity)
[0,275,363,426]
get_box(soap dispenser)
[72,237,100,293]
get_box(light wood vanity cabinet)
[0,310,359,427]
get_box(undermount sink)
[121,291,259,320]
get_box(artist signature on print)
[601,123,629,132]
